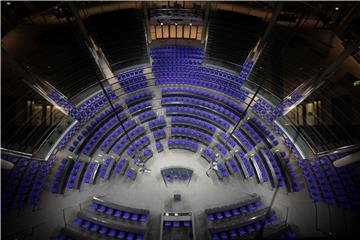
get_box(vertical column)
[238,2,284,86]
[230,3,284,134]
[202,2,210,45]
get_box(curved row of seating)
[57,123,81,150]
[259,149,286,188]
[83,162,101,184]
[206,196,262,222]
[126,136,150,158]
[162,87,247,113]
[217,163,230,179]
[138,110,156,123]
[151,45,248,100]
[218,133,237,150]
[73,215,145,240]
[252,154,271,184]
[162,96,239,124]
[299,154,360,210]
[117,68,147,93]
[233,130,254,151]
[248,117,279,147]
[99,119,137,153]
[111,126,146,155]
[69,103,124,153]
[209,210,278,240]
[148,116,166,130]
[225,159,241,174]
[98,158,115,180]
[152,61,244,88]
[128,101,151,115]
[114,159,129,175]
[163,220,192,228]
[168,137,199,152]
[75,89,117,122]
[234,151,255,179]
[125,91,152,107]
[50,159,74,194]
[241,122,263,144]
[166,106,231,131]
[67,160,87,189]
[150,45,204,59]
[171,116,216,135]
[171,126,212,146]
[79,114,127,156]
[155,76,246,101]
[89,198,149,223]
[251,98,280,124]
[153,129,166,141]
[215,143,228,156]
[2,156,53,211]
[201,148,216,163]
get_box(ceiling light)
[6,2,11,5]
[160,22,163,26]
[335,7,339,11]
[189,23,192,26]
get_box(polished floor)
[4,141,359,239]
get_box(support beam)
[238,2,284,85]
[68,2,120,93]
[202,2,210,45]
[230,3,284,135]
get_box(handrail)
[4,56,358,159]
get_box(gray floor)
[3,86,360,239]
[4,145,360,239]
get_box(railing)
[3,55,358,163]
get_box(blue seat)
[73,218,82,225]
[139,214,147,222]
[123,212,130,219]
[99,226,107,235]
[126,233,134,240]
[90,224,99,232]
[108,229,116,237]
[97,205,106,212]
[131,213,139,221]
[106,208,114,215]
[216,212,223,219]
[81,221,91,228]
[224,211,232,218]
[117,231,126,239]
